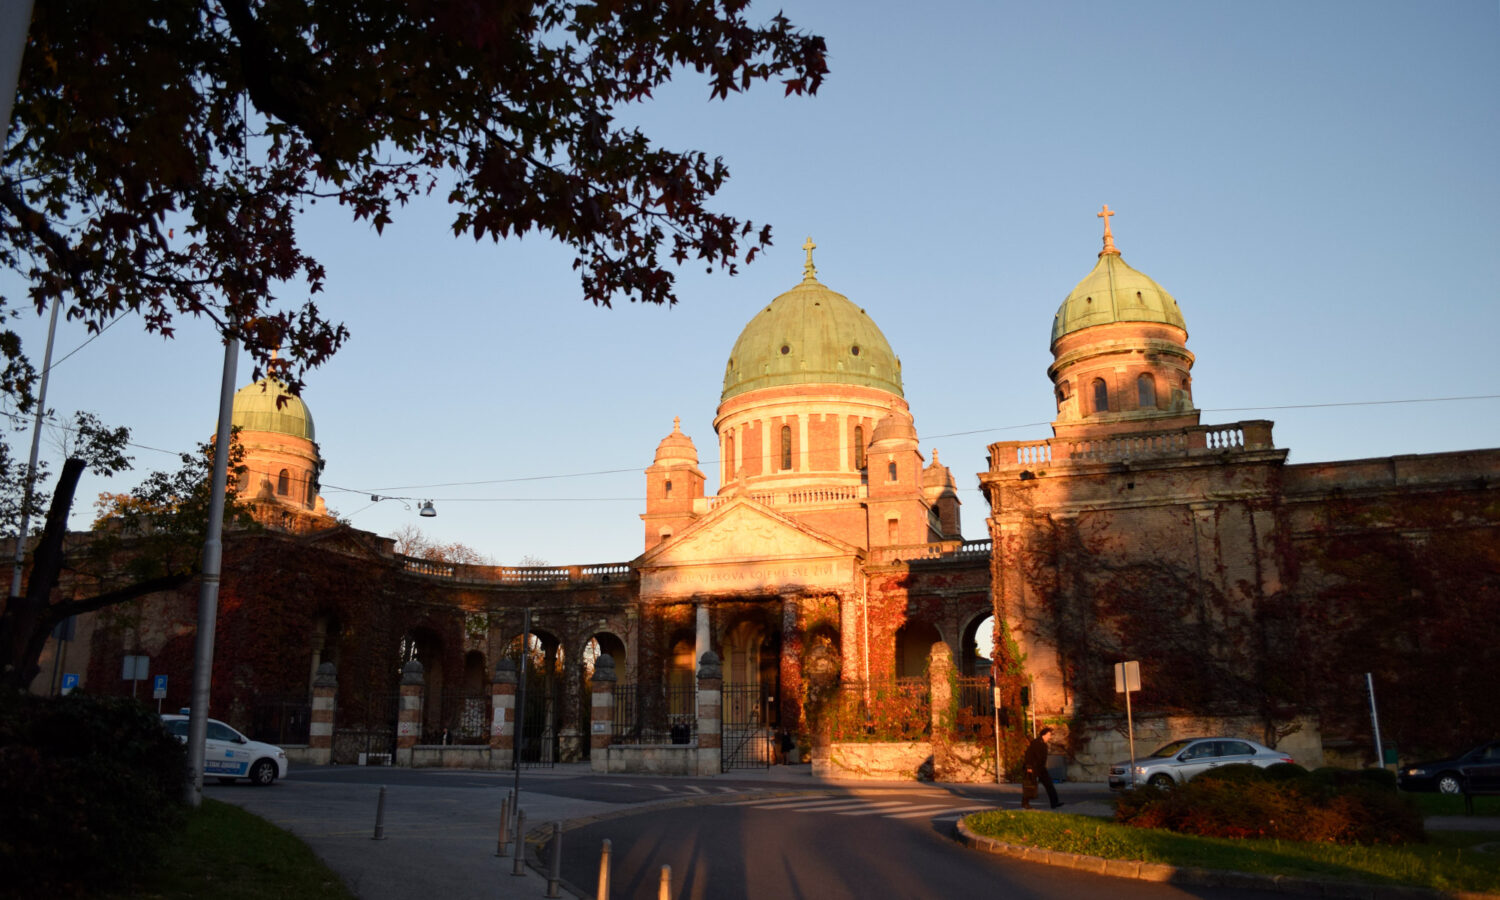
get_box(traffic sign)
[61,673,79,695]
[153,674,168,699]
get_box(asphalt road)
[214,765,1292,900]
[552,794,1286,900]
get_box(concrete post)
[397,659,424,766]
[491,659,517,771]
[308,662,337,765]
[590,655,616,773]
[695,650,722,776]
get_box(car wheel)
[1148,774,1175,790]
[249,759,277,786]
[1437,773,1463,795]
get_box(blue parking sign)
[60,673,79,695]
[152,674,168,699]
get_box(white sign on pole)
[1114,660,1142,788]
[122,655,149,681]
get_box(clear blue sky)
[5,0,1498,566]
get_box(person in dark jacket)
[1022,726,1062,810]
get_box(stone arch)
[960,613,996,679]
[398,626,445,740]
[580,631,628,760]
[894,620,942,679]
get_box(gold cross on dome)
[1097,205,1119,255]
[802,236,817,280]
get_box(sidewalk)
[208,764,614,899]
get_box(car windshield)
[1148,739,1193,759]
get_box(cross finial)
[1097,204,1119,256]
[802,236,817,281]
[672,416,681,431]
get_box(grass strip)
[965,810,1500,894]
[1408,793,1500,817]
[104,798,355,900]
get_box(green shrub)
[1114,774,1424,844]
[0,691,189,896]
[1193,763,1267,784]
[1356,767,1397,790]
[1263,761,1309,781]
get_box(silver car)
[1108,737,1294,790]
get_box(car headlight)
[1404,767,1425,776]
[1134,766,1147,775]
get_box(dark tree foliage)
[0,433,251,689]
[2,0,828,396]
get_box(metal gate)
[516,684,556,768]
[721,682,772,771]
[332,693,399,765]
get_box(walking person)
[1023,726,1062,810]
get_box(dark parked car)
[1398,741,1500,794]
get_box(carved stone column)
[490,659,516,770]
[590,655,616,773]
[308,662,336,766]
[396,659,424,766]
[695,651,722,776]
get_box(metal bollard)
[658,864,671,900]
[545,821,563,898]
[372,785,387,841]
[495,794,511,857]
[511,809,527,876]
[596,839,611,900]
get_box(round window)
[780,344,790,355]
[851,345,860,356]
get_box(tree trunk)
[1,457,84,691]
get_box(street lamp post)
[184,331,239,807]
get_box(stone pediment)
[296,524,397,561]
[637,498,859,599]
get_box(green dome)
[231,379,315,441]
[1051,252,1186,345]
[722,271,903,403]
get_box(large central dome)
[721,250,902,403]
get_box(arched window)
[305,472,315,506]
[887,518,899,543]
[1092,378,1109,414]
[664,478,673,499]
[725,434,735,480]
[888,460,898,482]
[780,425,792,470]
[1137,373,1157,409]
[854,425,865,470]
[276,469,289,495]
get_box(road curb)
[955,818,1500,900]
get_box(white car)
[162,713,289,786]
[1108,737,1293,790]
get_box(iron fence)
[431,691,491,745]
[610,683,698,744]
[954,676,997,742]
[250,698,311,746]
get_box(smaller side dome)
[653,417,698,467]
[232,379,315,441]
[869,409,918,447]
[1051,253,1185,345]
